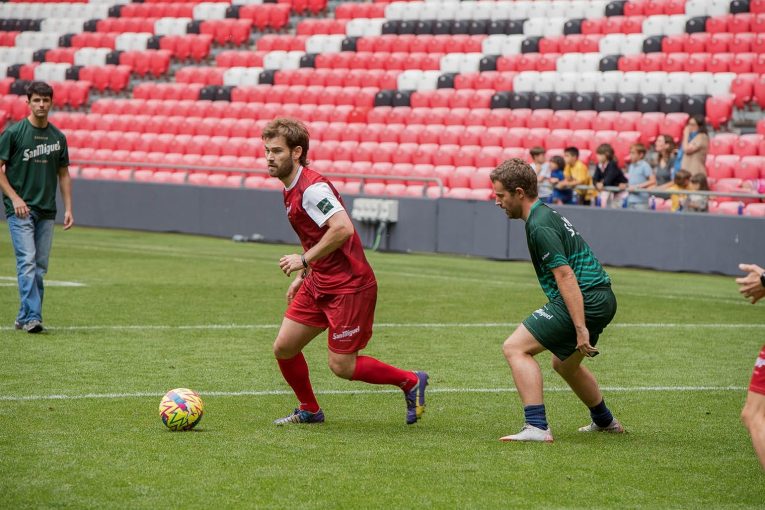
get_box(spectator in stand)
[562,147,594,206]
[593,143,627,208]
[677,114,709,177]
[666,170,691,212]
[652,134,676,185]
[625,143,656,209]
[685,173,710,213]
[549,155,572,205]
[529,147,553,204]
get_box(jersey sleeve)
[530,226,569,271]
[0,128,12,163]
[59,133,69,167]
[302,182,345,227]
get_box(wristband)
[301,254,308,269]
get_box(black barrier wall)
[38,180,765,276]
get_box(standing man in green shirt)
[490,158,624,442]
[0,81,73,333]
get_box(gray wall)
[46,180,765,276]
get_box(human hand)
[576,327,599,357]
[736,263,765,304]
[63,210,74,230]
[286,275,303,304]
[11,196,28,218]
[279,254,304,277]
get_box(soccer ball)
[159,388,204,431]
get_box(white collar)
[284,165,303,191]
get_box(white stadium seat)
[513,71,539,93]
[662,72,689,95]
[597,71,623,94]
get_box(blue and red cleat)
[273,408,325,426]
[405,371,429,425]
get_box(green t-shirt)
[0,118,69,219]
[525,200,610,301]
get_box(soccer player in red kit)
[736,263,765,469]
[262,118,428,425]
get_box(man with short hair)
[262,117,428,426]
[0,81,73,333]
[490,158,624,442]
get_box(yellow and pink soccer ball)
[159,388,204,431]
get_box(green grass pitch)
[1,226,764,508]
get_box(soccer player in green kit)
[490,158,624,442]
[0,81,73,333]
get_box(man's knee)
[273,338,297,360]
[741,392,765,430]
[328,354,355,379]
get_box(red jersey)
[283,166,376,294]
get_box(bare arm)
[279,210,354,277]
[58,166,73,230]
[552,264,598,357]
[0,160,29,218]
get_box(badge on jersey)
[317,198,334,214]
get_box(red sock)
[277,353,320,413]
[351,355,418,391]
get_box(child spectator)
[626,143,656,209]
[563,146,594,206]
[653,134,676,185]
[593,143,628,207]
[529,147,553,203]
[685,173,710,213]
[667,170,691,212]
[549,155,572,205]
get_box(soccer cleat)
[14,321,23,330]
[499,424,554,442]
[405,371,429,425]
[578,418,625,433]
[23,319,44,334]
[273,408,325,426]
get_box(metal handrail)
[70,159,446,197]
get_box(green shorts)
[522,285,617,361]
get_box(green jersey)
[525,200,610,301]
[0,118,69,219]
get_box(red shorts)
[285,281,377,354]
[750,345,765,395]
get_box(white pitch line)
[0,276,85,287]
[0,386,747,402]
[0,322,762,332]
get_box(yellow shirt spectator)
[565,160,595,203]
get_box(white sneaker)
[499,424,554,442]
[578,418,625,433]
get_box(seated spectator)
[529,146,553,203]
[562,146,594,206]
[685,173,709,213]
[667,170,691,212]
[593,143,627,208]
[652,134,676,185]
[677,114,709,177]
[549,155,572,205]
[626,143,656,209]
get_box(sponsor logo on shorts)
[532,308,553,320]
[756,356,765,369]
[332,326,360,341]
